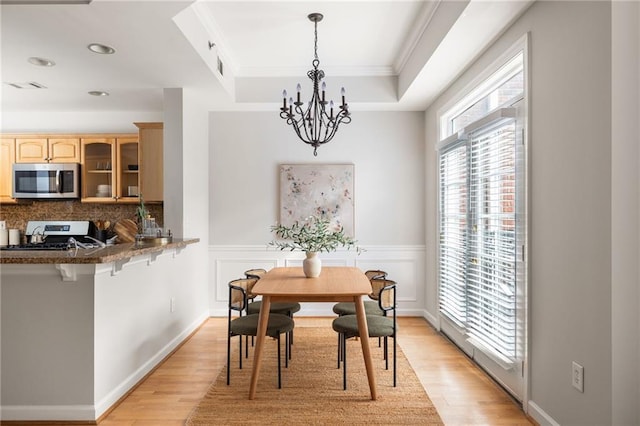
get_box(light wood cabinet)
[1,128,162,204]
[15,137,80,163]
[0,138,16,203]
[49,138,81,163]
[81,135,140,203]
[116,136,140,202]
[135,122,163,202]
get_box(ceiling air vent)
[5,81,47,89]
[217,56,224,77]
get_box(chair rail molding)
[208,244,427,317]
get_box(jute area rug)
[186,327,443,425]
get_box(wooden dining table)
[248,266,377,400]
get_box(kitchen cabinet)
[15,137,80,163]
[0,138,16,203]
[116,136,140,201]
[81,135,139,203]
[1,129,162,204]
[135,122,163,202]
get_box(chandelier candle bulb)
[341,87,346,107]
[296,83,301,103]
[282,90,287,109]
[322,81,326,102]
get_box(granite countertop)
[0,238,199,264]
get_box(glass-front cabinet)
[116,137,139,201]
[81,135,139,203]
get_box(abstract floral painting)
[279,164,355,237]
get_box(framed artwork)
[279,164,355,237]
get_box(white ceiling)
[0,0,533,114]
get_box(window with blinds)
[438,108,520,361]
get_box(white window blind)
[439,108,519,360]
[438,141,468,326]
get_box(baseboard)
[0,404,96,422]
[527,400,559,426]
[423,309,439,329]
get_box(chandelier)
[280,13,351,156]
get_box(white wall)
[425,1,614,425]
[163,89,184,238]
[209,111,425,246]
[162,87,210,335]
[208,111,426,316]
[611,1,640,425]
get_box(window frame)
[438,33,530,141]
[435,33,529,379]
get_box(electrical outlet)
[170,297,175,313]
[572,361,584,392]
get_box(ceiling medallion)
[280,13,351,156]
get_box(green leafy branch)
[136,194,148,225]
[269,216,361,254]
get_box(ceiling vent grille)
[5,81,48,89]
[217,56,224,77]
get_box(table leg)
[354,295,377,400]
[249,296,271,399]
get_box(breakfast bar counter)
[0,238,199,264]
[0,236,206,422]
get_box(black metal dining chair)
[244,268,300,356]
[227,278,294,389]
[332,270,389,364]
[332,269,388,316]
[331,279,397,389]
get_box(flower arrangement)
[269,215,360,254]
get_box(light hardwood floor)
[6,317,535,425]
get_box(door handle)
[56,170,62,193]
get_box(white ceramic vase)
[303,252,321,278]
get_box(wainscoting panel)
[214,259,279,302]
[209,245,426,317]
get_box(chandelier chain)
[314,20,318,62]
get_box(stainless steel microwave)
[12,163,80,199]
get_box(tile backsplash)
[0,200,163,235]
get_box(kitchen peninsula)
[0,238,203,422]
[0,238,198,264]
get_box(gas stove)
[0,220,104,251]
[2,242,72,251]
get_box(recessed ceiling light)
[87,43,115,54]
[88,90,109,96]
[28,57,55,67]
